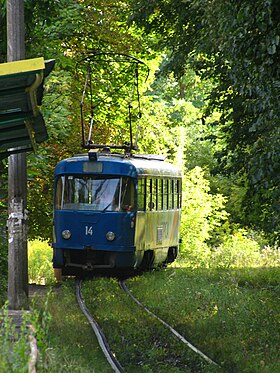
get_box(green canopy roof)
[0,57,55,159]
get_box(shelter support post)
[7,0,28,309]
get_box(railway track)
[75,279,125,373]
[76,278,220,372]
[119,280,219,368]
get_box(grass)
[33,281,114,372]
[0,268,279,372]
[81,276,218,373]
[77,266,279,372]
[0,281,114,372]
[0,239,279,372]
[124,267,280,372]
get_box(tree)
[180,166,228,266]
[17,0,148,240]
[129,0,280,237]
[23,0,219,241]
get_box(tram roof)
[54,153,182,178]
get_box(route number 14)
[85,226,93,236]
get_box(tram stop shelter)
[0,57,55,160]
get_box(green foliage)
[136,95,181,157]
[0,239,7,306]
[28,295,52,356]
[209,173,248,224]
[258,245,280,267]
[129,0,280,236]
[137,65,216,169]
[180,167,228,266]
[0,303,30,372]
[27,70,75,241]
[210,230,261,269]
[25,0,84,64]
[0,296,52,372]
[28,240,55,285]
[178,165,280,269]
[206,0,280,234]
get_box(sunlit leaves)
[180,166,228,265]
[129,0,280,235]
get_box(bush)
[210,229,261,268]
[178,167,280,269]
[28,240,55,285]
[179,166,228,266]
[259,245,280,267]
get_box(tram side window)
[175,179,182,208]
[153,178,158,210]
[139,177,181,212]
[173,180,176,208]
[138,178,146,211]
[120,177,135,211]
[158,179,163,210]
[179,180,182,207]
[146,178,153,211]
[162,179,168,210]
[145,178,155,211]
[168,179,174,209]
[55,176,63,209]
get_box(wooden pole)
[7,0,29,309]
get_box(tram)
[52,150,182,275]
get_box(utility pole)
[7,0,29,309]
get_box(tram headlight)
[106,231,116,241]
[62,230,71,239]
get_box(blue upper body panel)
[54,154,181,179]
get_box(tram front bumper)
[52,245,137,269]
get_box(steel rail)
[119,280,220,368]
[75,279,125,373]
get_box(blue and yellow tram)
[52,151,182,275]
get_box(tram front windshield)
[55,175,135,212]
